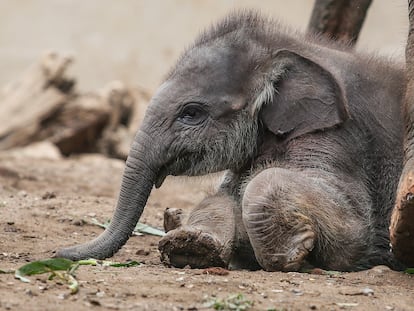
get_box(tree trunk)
[307,0,372,46]
[390,0,414,267]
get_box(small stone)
[361,287,374,296]
[42,191,56,200]
[369,265,391,274]
[88,299,101,306]
[202,267,229,276]
[173,271,186,275]
[25,289,37,296]
[136,249,150,256]
[57,293,67,300]
[18,191,28,197]
[309,268,325,275]
[71,219,86,226]
[271,289,284,293]
[291,288,303,296]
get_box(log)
[0,52,149,158]
[36,93,111,155]
[0,52,74,150]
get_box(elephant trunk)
[56,130,158,260]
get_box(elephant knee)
[243,168,296,205]
[242,168,296,224]
[241,168,316,271]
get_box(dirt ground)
[0,2,413,310]
[0,146,413,311]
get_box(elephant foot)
[158,227,228,268]
[245,215,315,272]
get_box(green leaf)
[300,268,342,276]
[77,259,140,268]
[405,268,414,274]
[204,294,253,310]
[134,223,165,237]
[15,270,31,283]
[107,261,140,267]
[90,218,165,237]
[16,258,73,277]
[77,258,100,266]
[89,218,111,230]
[67,274,79,294]
[14,257,139,293]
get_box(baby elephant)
[57,12,405,271]
[157,13,405,271]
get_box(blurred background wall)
[0,0,408,93]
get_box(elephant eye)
[178,103,208,125]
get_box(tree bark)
[308,0,372,46]
[389,0,414,267]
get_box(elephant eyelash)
[177,103,209,126]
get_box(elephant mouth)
[154,151,197,188]
[155,167,169,188]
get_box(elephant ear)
[255,49,349,141]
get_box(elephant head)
[56,13,349,260]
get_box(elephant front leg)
[242,167,368,272]
[158,195,237,268]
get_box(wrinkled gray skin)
[57,12,405,271]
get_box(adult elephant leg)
[390,0,414,267]
[158,194,238,268]
[242,168,370,272]
[307,0,372,46]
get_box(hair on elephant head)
[56,11,354,261]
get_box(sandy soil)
[0,149,413,311]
